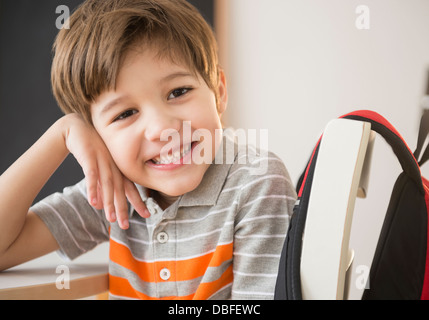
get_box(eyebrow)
[99,72,196,115]
[160,71,195,83]
[99,95,130,116]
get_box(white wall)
[220,0,429,299]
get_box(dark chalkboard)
[0,0,214,203]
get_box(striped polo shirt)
[31,131,296,299]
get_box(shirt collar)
[129,129,237,216]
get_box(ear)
[216,68,228,115]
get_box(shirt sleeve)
[30,179,110,261]
[231,151,296,300]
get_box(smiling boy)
[0,0,296,299]
[91,45,225,205]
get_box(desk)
[0,243,109,300]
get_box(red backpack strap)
[298,110,424,197]
[297,136,322,198]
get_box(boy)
[0,0,296,299]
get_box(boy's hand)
[62,114,150,229]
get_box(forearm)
[0,116,69,254]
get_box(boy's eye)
[113,109,138,122]
[168,87,192,100]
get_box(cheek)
[191,101,222,130]
[104,135,139,171]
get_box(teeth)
[152,143,192,165]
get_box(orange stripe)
[109,239,156,282]
[193,265,234,300]
[109,266,233,300]
[109,238,233,282]
[208,242,234,267]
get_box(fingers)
[124,179,150,219]
[84,164,100,209]
[92,163,150,229]
[113,179,130,230]
[65,116,149,231]
[82,153,133,230]
[97,158,130,230]
[94,182,104,210]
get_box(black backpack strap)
[414,109,429,166]
[343,110,424,195]
[275,141,320,300]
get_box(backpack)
[274,109,429,300]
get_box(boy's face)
[91,46,227,197]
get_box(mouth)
[147,141,197,167]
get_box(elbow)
[0,247,15,272]
[0,254,7,272]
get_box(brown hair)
[51,0,220,123]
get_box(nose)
[142,108,182,142]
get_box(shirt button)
[160,268,171,281]
[157,232,169,244]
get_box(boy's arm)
[0,212,59,271]
[0,117,69,270]
[0,114,149,271]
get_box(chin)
[158,174,204,197]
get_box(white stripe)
[61,197,98,243]
[235,150,265,163]
[233,270,278,278]
[227,157,284,178]
[239,195,293,210]
[131,197,288,232]
[126,236,152,245]
[233,251,281,258]
[207,282,233,300]
[173,225,231,243]
[222,174,289,193]
[234,234,285,239]
[232,290,274,297]
[129,185,290,229]
[125,222,234,246]
[129,219,146,226]
[108,292,139,300]
[74,182,109,237]
[126,228,226,245]
[160,205,237,225]
[237,214,288,227]
[41,201,87,253]
[129,204,237,229]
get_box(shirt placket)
[151,204,178,298]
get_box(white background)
[219,0,429,299]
